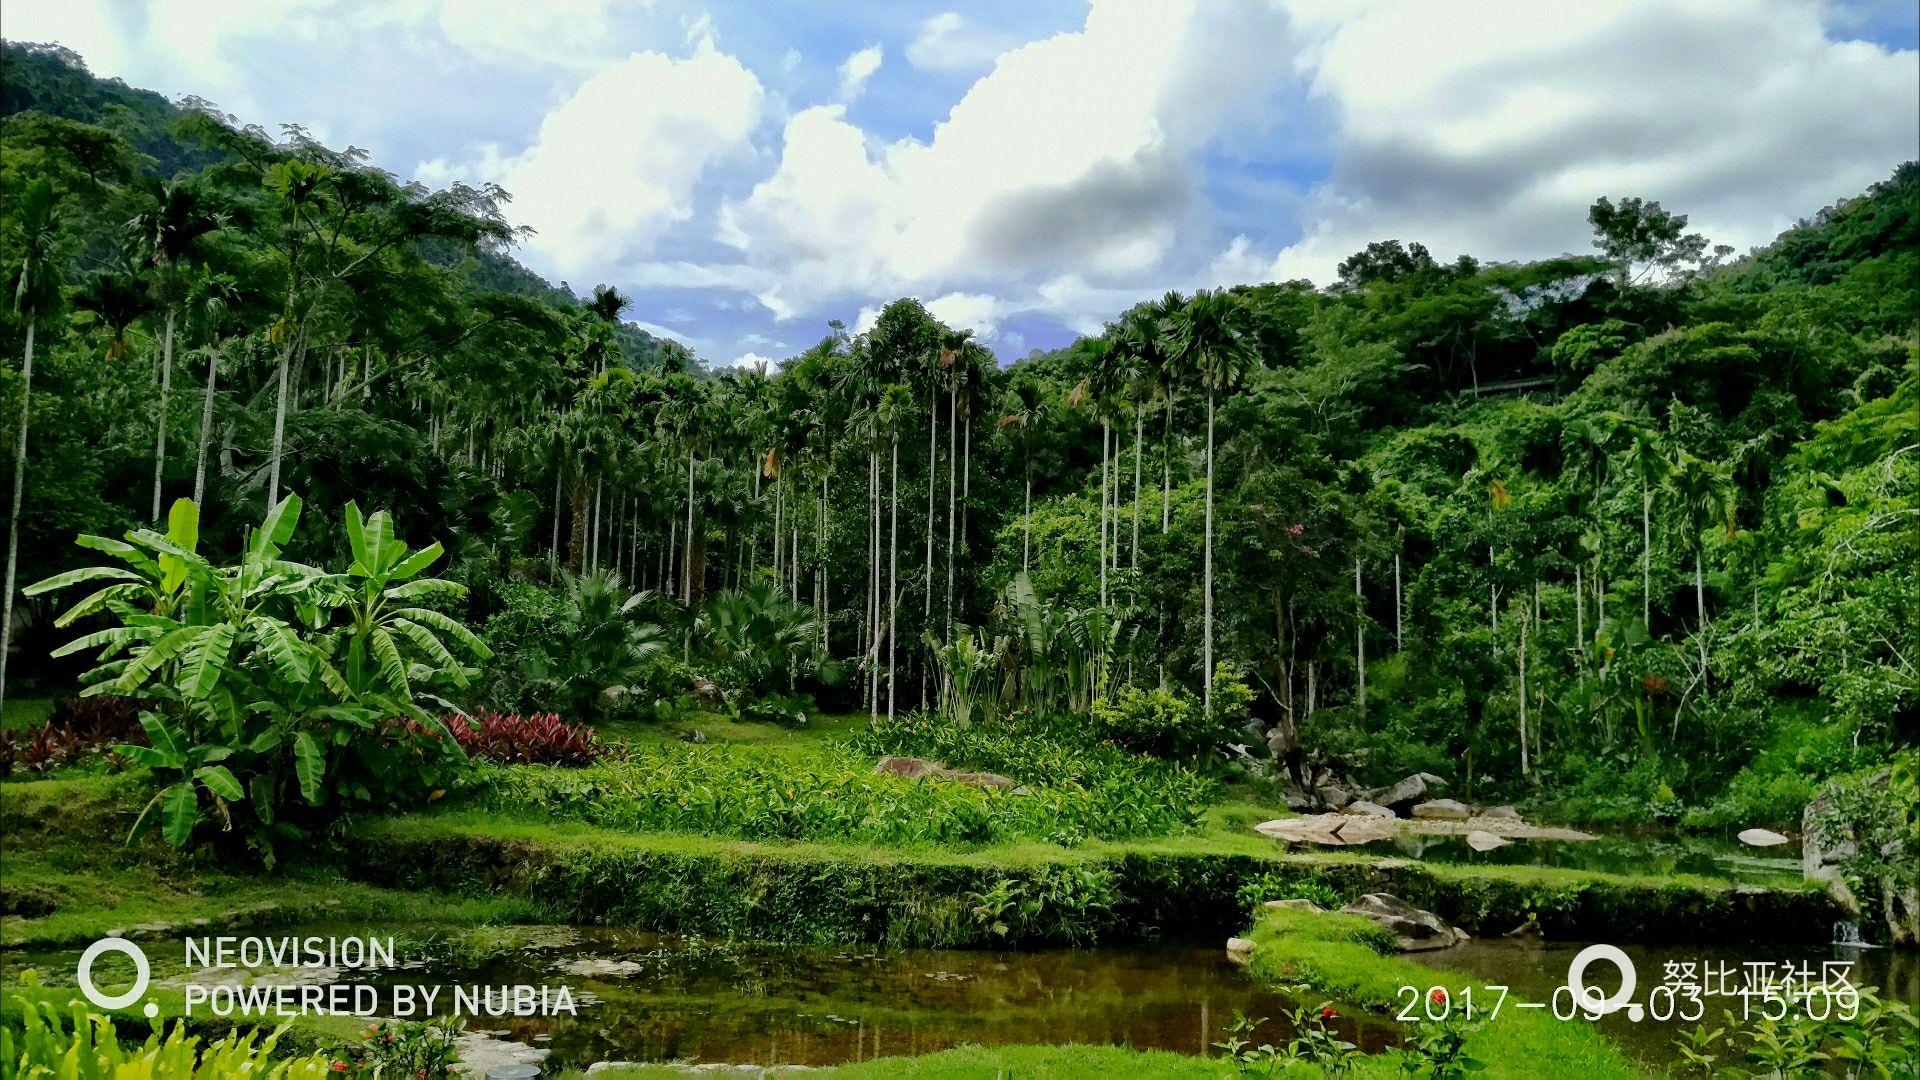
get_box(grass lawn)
[0,695,57,733]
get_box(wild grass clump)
[474,739,1208,847]
[851,711,1219,796]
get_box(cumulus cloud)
[719,0,1297,325]
[1260,0,1920,285]
[837,44,883,101]
[496,39,764,279]
[905,12,1017,74]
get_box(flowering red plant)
[412,708,613,766]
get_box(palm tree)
[0,179,64,715]
[998,379,1049,575]
[185,270,242,507]
[1118,301,1166,565]
[1147,291,1183,535]
[1070,336,1123,610]
[128,181,224,521]
[1667,450,1734,676]
[1166,289,1255,710]
[1619,420,1670,631]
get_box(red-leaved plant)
[431,708,612,766]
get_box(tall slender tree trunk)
[1354,555,1366,718]
[869,447,880,717]
[772,468,784,595]
[1695,549,1708,676]
[1099,420,1109,609]
[150,310,176,521]
[591,475,603,571]
[1518,602,1530,778]
[1131,404,1143,566]
[0,322,36,715]
[945,387,956,637]
[1022,456,1032,576]
[1642,477,1652,630]
[820,468,831,652]
[1203,391,1215,711]
[568,473,587,575]
[268,333,296,505]
[193,343,219,507]
[550,467,562,569]
[683,449,696,601]
[888,433,900,720]
[1393,551,1403,651]
[1162,395,1172,533]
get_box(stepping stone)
[1340,893,1461,951]
[1465,830,1509,851]
[1343,800,1395,818]
[1226,937,1258,965]
[1738,828,1791,847]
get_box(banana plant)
[26,495,491,852]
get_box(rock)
[597,685,635,709]
[876,756,942,779]
[557,957,644,978]
[1281,788,1317,812]
[1411,799,1472,821]
[1255,814,1395,846]
[1478,805,1522,821]
[688,675,725,709]
[1340,893,1461,951]
[1226,937,1258,966]
[1314,784,1354,810]
[1465,830,1509,852]
[933,768,1016,789]
[676,727,708,744]
[1373,772,1447,810]
[1738,828,1792,848]
[1260,899,1325,913]
[1343,800,1395,818]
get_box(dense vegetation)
[3,37,1914,845]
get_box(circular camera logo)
[78,937,158,1018]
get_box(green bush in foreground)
[476,737,1205,846]
[854,711,1218,796]
[2,986,332,1078]
[26,495,489,856]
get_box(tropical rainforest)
[0,37,1916,1079]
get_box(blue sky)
[7,0,1916,367]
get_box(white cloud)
[1260,0,1920,285]
[722,351,776,371]
[497,40,764,279]
[720,0,1296,323]
[924,291,1003,337]
[423,0,650,70]
[905,12,1017,74]
[837,44,883,101]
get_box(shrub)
[479,573,669,721]
[1090,684,1220,758]
[2,982,332,1077]
[431,708,612,766]
[333,1017,461,1077]
[0,696,141,776]
[1236,869,1346,912]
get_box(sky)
[6,0,1917,368]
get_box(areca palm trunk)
[0,321,37,714]
[268,332,295,505]
[1354,555,1365,719]
[1203,390,1215,712]
[1162,395,1172,533]
[1641,478,1652,629]
[193,343,219,507]
[945,386,956,637]
[684,448,696,601]
[888,432,900,720]
[550,466,562,569]
[1695,549,1708,675]
[1131,403,1143,566]
[869,446,880,716]
[1099,419,1109,609]
[1022,453,1032,575]
[150,310,176,521]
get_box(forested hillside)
[2,38,1913,830]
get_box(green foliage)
[480,573,667,720]
[1235,869,1346,912]
[1090,682,1220,758]
[475,736,1202,847]
[26,495,487,855]
[333,1017,462,1078]
[1667,983,1919,1078]
[2,976,332,1077]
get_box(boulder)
[1738,828,1792,848]
[1478,805,1522,821]
[1260,898,1325,914]
[1340,893,1461,951]
[876,756,942,779]
[1314,784,1354,810]
[1464,830,1509,852]
[1411,799,1472,821]
[688,675,725,710]
[1343,800,1396,818]
[676,727,709,744]
[1372,772,1447,810]
[1226,937,1258,966]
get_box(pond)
[1405,934,1917,1068]
[4,925,1403,1070]
[1378,829,1804,886]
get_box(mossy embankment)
[1237,906,1640,1080]
[339,807,1839,949]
